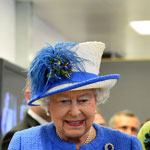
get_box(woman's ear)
[24,88,30,103]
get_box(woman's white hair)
[95,88,110,105]
[40,88,110,113]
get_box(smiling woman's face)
[48,89,96,141]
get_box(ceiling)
[18,0,150,58]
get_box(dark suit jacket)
[0,112,40,150]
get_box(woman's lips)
[65,120,85,127]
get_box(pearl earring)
[46,111,50,116]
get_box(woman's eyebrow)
[57,95,70,99]
[78,93,93,98]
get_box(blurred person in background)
[94,110,106,126]
[1,87,51,150]
[109,110,140,136]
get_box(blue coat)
[8,123,142,150]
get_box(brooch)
[104,143,114,150]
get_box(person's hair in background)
[109,110,140,136]
[94,109,106,126]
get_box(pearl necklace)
[84,126,94,144]
[56,126,94,145]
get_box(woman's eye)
[59,100,70,104]
[78,99,89,104]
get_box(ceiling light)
[130,21,150,35]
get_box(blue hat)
[27,41,120,106]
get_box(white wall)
[31,15,68,63]
[0,0,16,63]
[0,1,68,69]
[15,1,32,68]
[16,2,68,69]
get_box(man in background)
[94,110,106,126]
[1,88,51,150]
[108,110,139,136]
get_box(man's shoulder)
[1,123,24,150]
[1,118,30,145]
[1,113,41,150]
[4,113,39,134]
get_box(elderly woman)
[8,42,142,150]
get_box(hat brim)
[28,73,120,106]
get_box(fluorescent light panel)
[130,20,150,35]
